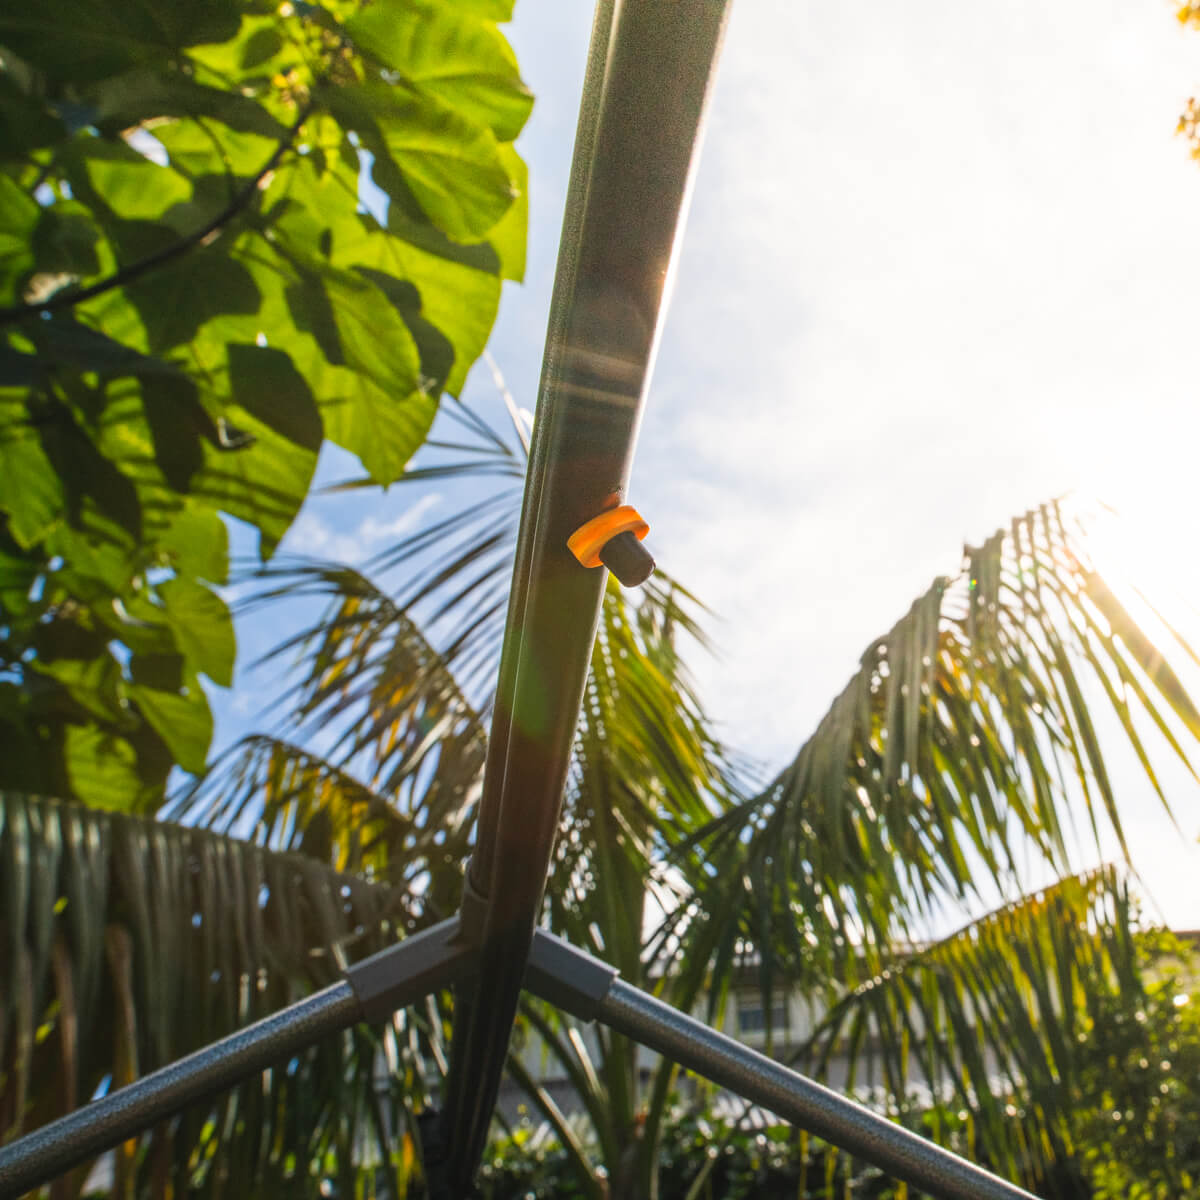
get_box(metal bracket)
[346,915,479,1025]
[525,928,618,1022]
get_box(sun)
[1074,477,1200,668]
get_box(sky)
[226,0,1200,927]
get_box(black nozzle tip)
[599,529,655,588]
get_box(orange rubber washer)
[567,505,649,568]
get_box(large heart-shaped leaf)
[346,0,533,142]
[325,82,515,243]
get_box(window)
[737,994,789,1037]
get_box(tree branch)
[0,104,312,328]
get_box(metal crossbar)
[525,933,1037,1200]
[0,3,1045,1198]
[0,924,1038,1200]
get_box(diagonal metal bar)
[0,986,359,1200]
[434,0,733,1190]
[525,930,1042,1200]
[0,917,473,1200]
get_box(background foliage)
[0,0,529,810]
[1071,929,1200,1200]
[1,791,425,1199]
[476,923,1200,1200]
[6,1,1200,1198]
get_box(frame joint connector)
[345,915,478,1025]
[524,929,619,1023]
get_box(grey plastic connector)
[525,929,619,1023]
[346,916,478,1025]
[458,860,490,947]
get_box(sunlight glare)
[1076,464,1199,658]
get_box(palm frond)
[682,502,1200,992]
[504,1037,606,1200]
[0,792,438,1196]
[228,398,746,970]
[310,392,529,703]
[547,577,741,986]
[170,377,1200,1199]
[168,734,475,922]
[181,565,487,903]
[796,866,1141,1193]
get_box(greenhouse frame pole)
[0,924,1041,1200]
[525,931,1040,1200]
[0,3,1048,1199]
[0,917,476,1198]
[433,0,735,1189]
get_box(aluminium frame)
[0,3,1041,1198]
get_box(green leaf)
[0,392,65,547]
[452,0,515,18]
[185,13,304,87]
[0,1,242,84]
[160,576,235,688]
[0,73,66,157]
[313,263,427,392]
[0,175,39,305]
[31,205,102,279]
[70,138,192,222]
[0,341,38,388]
[240,25,284,71]
[151,348,318,558]
[381,208,501,273]
[227,342,320,453]
[0,0,530,815]
[258,125,362,244]
[120,239,262,353]
[96,591,176,658]
[345,0,533,142]
[0,535,37,614]
[488,142,527,282]
[190,400,317,560]
[27,317,181,380]
[317,366,437,486]
[280,260,432,484]
[88,68,289,139]
[32,396,143,542]
[30,646,127,725]
[64,723,142,810]
[120,372,209,498]
[127,679,211,774]
[158,503,228,584]
[323,81,514,242]
[355,266,456,392]
[45,526,135,597]
[154,118,281,180]
[332,213,501,397]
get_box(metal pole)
[0,917,474,1200]
[436,0,733,1190]
[598,980,1042,1200]
[524,931,1041,1200]
[0,984,359,1200]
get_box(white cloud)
[497,0,1200,923]
[356,497,443,545]
[631,0,1200,763]
[231,691,261,717]
[285,493,442,564]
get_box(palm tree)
[4,397,1199,1197]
